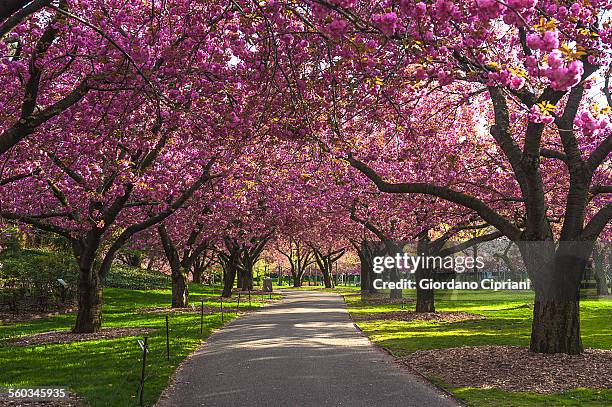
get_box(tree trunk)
[593,267,609,296]
[415,264,435,312]
[125,252,142,267]
[592,247,609,296]
[415,285,435,312]
[172,269,189,307]
[525,242,587,354]
[222,265,236,298]
[293,273,302,287]
[322,267,333,288]
[243,265,254,290]
[73,265,103,333]
[414,233,434,312]
[389,266,402,299]
[359,252,370,292]
[530,298,582,354]
[237,269,245,290]
[192,265,203,284]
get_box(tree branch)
[348,156,521,240]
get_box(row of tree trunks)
[191,253,214,284]
[356,241,378,295]
[278,238,313,288]
[219,235,270,296]
[158,223,211,308]
[312,247,345,289]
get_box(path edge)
[155,292,285,407]
[340,293,468,407]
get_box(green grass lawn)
[343,289,612,407]
[0,284,279,406]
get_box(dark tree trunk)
[73,265,103,333]
[192,265,203,284]
[359,254,370,292]
[415,283,435,312]
[243,265,254,290]
[357,244,379,295]
[172,269,189,307]
[530,297,582,354]
[322,267,333,288]
[237,269,245,290]
[524,243,587,354]
[358,248,378,299]
[222,265,236,297]
[415,235,434,312]
[293,273,302,287]
[123,252,142,267]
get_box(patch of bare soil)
[137,305,222,314]
[402,345,612,393]
[136,301,269,315]
[5,327,153,347]
[0,392,85,406]
[353,311,484,323]
[361,296,414,305]
[0,304,77,324]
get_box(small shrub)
[0,249,77,311]
[104,266,170,290]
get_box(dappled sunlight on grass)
[342,289,612,405]
[0,284,271,406]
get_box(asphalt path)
[157,290,460,407]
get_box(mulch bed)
[0,305,77,324]
[401,345,612,393]
[353,311,484,323]
[137,305,224,314]
[358,296,416,305]
[0,393,85,406]
[4,327,153,347]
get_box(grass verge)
[343,289,612,406]
[0,284,279,406]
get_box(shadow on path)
[157,291,460,407]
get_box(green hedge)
[0,249,77,310]
[103,266,170,290]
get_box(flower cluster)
[372,12,399,36]
[575,107,611,136]
[544,50,584,91]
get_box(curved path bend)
[157,290,460,407]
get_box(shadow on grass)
[0,286,248,406]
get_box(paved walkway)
[157,290,459,407]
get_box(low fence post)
[138,336,148,406]
[200,299,204,334]
[220,297,224,322]
[165,315,170,361]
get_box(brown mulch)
[0,305,77,324]
[358,296,416,305]
[4,327,153,347]
[402,345,612,393]
[137,305,223,314]
[0,392,85,406]
[136,302,270,315]
[353,311,484,323]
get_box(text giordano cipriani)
[372,253,530,291]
